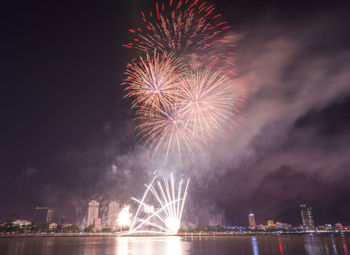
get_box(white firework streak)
[124,173,190,235]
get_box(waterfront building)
[267,220,274,227]
[34,207,54,224]
[49,222,57,230]
[335,223,342,229]
[275,222,292,230]
[108,201,119,229]
[87,200,99,227]
[12,219,31,228]
[257,224,266,230]
[248,213,256,227]
[300,204,314,228]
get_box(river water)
[1,234,349,255]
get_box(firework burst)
[136,101,199,158]
[123,51,186,110]
[177,69,243,141]
[120,174,190,235]
[122,0,245,159]
[124,53,243,157]
[122,0,235,70]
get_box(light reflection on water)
[342,235,350,255]
[278,236,284,255]
[251,236,259,255]
[0,234,349,255]
[116,237,129,255]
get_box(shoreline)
[1,231,349,238]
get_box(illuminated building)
[87,200,99,227]
[49,222,57,230]
[257,224,266,230]
[248,213,256,227]
[267,220,274,227]
[300,204,314,228]
[108,201,119,229]
[335,223,342,229]
[12,219,31,228]
[275,222,292,230]
[34,207,54,224]
[94,218,102,232]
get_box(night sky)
[1,0,350,227]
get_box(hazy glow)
[165,217,180,235]
[166,236,183,255]
[117,206,132,227]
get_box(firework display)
[124,51,186,110]
[121,174,189,235]
[122,0,232,55]
[117,206,132,230]
[123,0,244,158]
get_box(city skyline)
[3,200,350,233]
[4,200,344,231]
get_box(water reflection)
[166,236,182,255]
[342,235,349,255]
[116,237,129,255]
[303,234,350,255]
[251,236,259,255]
[0,234,349,255]
[143,237,153,255]
[116,236,183,255]
[304,234,319,255]
[278,237,284,255]
[331,235,338,255]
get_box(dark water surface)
[1,234,349,255]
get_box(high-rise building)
[248,213,256,227]
[209,211,225,227]
[300,204,314,228]
[33,207,55,224]
[58,216,66,227]
[108,201,119,229]
[87,200,99,227]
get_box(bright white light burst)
[127,173,190,235]
[117,206,132,228]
